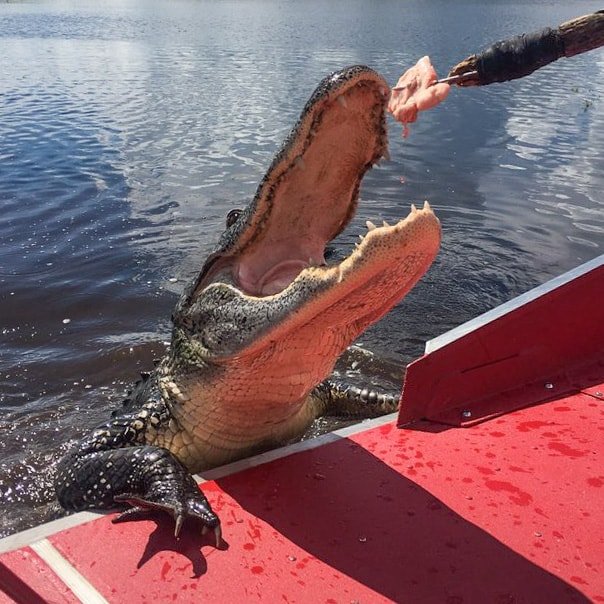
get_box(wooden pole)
[448,11,604,86]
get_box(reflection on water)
[1,0,602,536]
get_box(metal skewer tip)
[435,70,479,85]
[392,70,478,91]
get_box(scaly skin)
[55,65,441,542]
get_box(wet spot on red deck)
[554,406,571,412]
[516,420,552,432]
[251,565,264,575]
[477,466,495,475]
[570,576,588,586]
[160,561,171,581]
[548,442,587,458]
[243,543,255,550]
[587,477,603,488]
[484,479,533,506]
[489,431,505,438]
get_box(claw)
[214,524,223,548]
[174,514,184,538]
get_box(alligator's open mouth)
[223,67,438,306]
[181,66,440,363]
[218,66,394,298]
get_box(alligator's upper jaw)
[232,68,391,296]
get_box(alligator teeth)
[337,96,348,108]
[366,220,376,231]
[382,220,390,227]
[411,203,417,213]
[382,147,391,161]
[424,200,431,210]
[358,234,364,241]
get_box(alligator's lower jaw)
[245,201,441,349]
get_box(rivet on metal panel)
[595,391,603,397]
[461,410,472,419]
[544,382,554,389]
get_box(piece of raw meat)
[389,56,450,137]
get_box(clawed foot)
[112,482,222,547]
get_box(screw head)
[545,382,554,390]
[461,410,472,419]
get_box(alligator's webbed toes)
[113,492,186,536]
[111,483,220,540]
[112,504,150,524]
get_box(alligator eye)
[226,208,242,228]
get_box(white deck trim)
[0,511,102,555]
[0,414,397,553]
[31,539,109,604]
[425,254,603,354]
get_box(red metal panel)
[0,547,79,604]
[38,388,603,603]
[399,259,604,426]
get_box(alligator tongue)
[257,260,310,296]
[237,258,319,296]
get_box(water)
[1,0,602,537]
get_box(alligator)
[55,65,441,545]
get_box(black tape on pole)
[476,27,566,84]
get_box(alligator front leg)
[311,378,400,418]
[55,400,221,544]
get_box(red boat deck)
[1,386,603,603]
[1,256,603,603]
